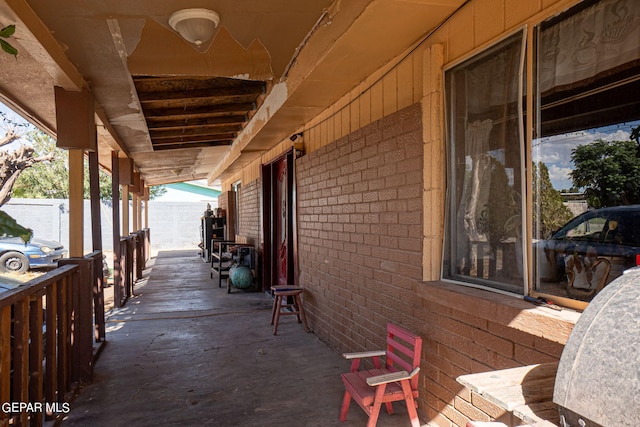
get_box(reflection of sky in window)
[533,120,640,190]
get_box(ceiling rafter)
[133,76,265,153]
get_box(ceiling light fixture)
[169,8,220,47]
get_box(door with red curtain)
[275,157,288,286]
[262,150,296,290]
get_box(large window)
[444,0,640,303]
[443,31,526,294]
[532,0,640,302]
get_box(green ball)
[230,265,253,289]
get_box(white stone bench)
[457,363,559,426]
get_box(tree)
[532,162,573,238]
[11,130,66,198]
[12,130,115,200]
[0,119,54,206]
[571,139,640,208]
[13,130,167,200]
[631,125,640,145]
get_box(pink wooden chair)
[339,323,422,427]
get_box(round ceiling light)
[169,8,220,47]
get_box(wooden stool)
[270,285,310,335]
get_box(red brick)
[472,329,514,358]
[439,344,473,372]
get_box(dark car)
[535,205,640,300]
[0,237,67,274]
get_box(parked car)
[0,237,67,274]
[535,205,640,300]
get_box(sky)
[533,120,640,191]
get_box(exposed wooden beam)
[142,103,256,118]
[152,140,233,151]
[149,125,242,138]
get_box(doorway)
[262,150,296,290]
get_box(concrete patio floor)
[60,250,413,427]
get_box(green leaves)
[0,24,15,38]
[0,210,32,242]
[0,24,17,57]
[571,139,640,208]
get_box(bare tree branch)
[0,143,54,206]
[0,128,19,147]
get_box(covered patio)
[61,250,410,427]
[6,0,636,425]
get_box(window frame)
[442,27,529,296]
[442,0,640,310]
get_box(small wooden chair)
[270,285,310,335]
[339,323,422,427]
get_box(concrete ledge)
[418,281,580,345]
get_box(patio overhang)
[0,0,466,187]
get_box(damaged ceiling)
[0,0,466,187]
[133,76,266,151]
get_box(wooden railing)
[114,228,150,308]
[0,251,106,426]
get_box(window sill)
[418,281,580,345]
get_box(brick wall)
[237,179,261,246]
[296,102,424,350]
[295,102,571,426]
[417,282,568,426]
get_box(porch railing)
[0,251,106,426]
[114,228,150,307]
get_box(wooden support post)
[137,194,142,233]
[12,300,29,426]
[144,186,149,229]
[68,149,84,257]
[0,306,10,422]
[88,150,102,251]
[88,149,106,341]
[55,86,97,258]
[132,192,139,232]
[45,283,59,408]
[121,184,129,237]
[60,258,94,383]
[29,297,44,426]
[111,152,123,308]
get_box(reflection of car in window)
[535,205,640,301]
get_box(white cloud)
[533,121,640,190]
[547,164,573,190]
